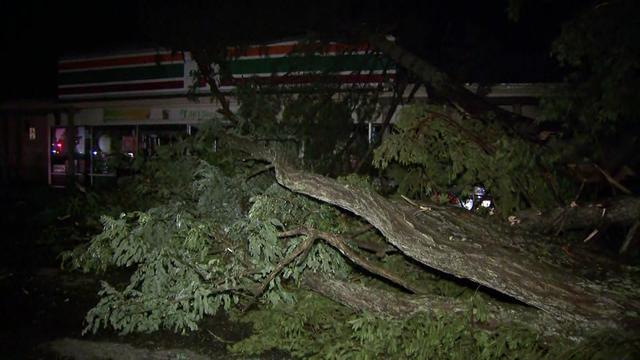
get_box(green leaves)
[373,104,560,213]
[545,1,640,170]
[66,149,356,335]
[231,290,550,360]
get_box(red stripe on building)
[220,73,394,86]
[227,43,371,58]
[58,80,184,95]
[59,53,184,71]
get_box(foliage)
[61,160,250,334]
[35,172,162,257]
[57,109,640,360]
[183,35,392,175]
[540,0,640,180]
[550,0,640,131]
[61,133,356,335]
[231,290,547,360]
[231,288,640,359]
[59,15,640,352]
[232,80,383,174]
[373,104,568,213]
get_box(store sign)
[156,108,218,122]
[179,109,217,121]
[28,127,36,140]
[104,108,150,121]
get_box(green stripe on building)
[59,64,184,85]
[228,55,394,75]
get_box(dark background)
[1,0,584,101]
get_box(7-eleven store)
[0,40,550,187]
[47,41,395,187]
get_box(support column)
[65,111,76,188]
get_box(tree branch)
[302,273,566,338]
[513,196,640,233]
[191,50,238,125]
[271,161,635,329]
[253,234,316,298]
[367,34,543,141]
[283,226,421,294]
[226,133,639,331]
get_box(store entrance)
[49,124,192,187]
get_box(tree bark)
[514,196,640,233]
[367,35,543,141]
[302,273,565,337]
[225,135,639,332]
[270,161,637,331]
[191,50,238,125]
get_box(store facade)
[1,39,553,187]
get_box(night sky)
[1,0,583,101]
[1,0,145,101]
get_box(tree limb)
[514,196,640,233]
[283,226,421,294]
[252,234,315,298]
[191,50,238,125]
[226,133,639,331]
[302,273,566,338]
[367,34,543,141]
[272,161,635,330]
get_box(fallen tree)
[58,43,640,360]
[62,7,640,355]
[59,123,640,359]
[227,135,639,333]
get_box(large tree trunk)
[367,35,543,141]
[269,160,638,331]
